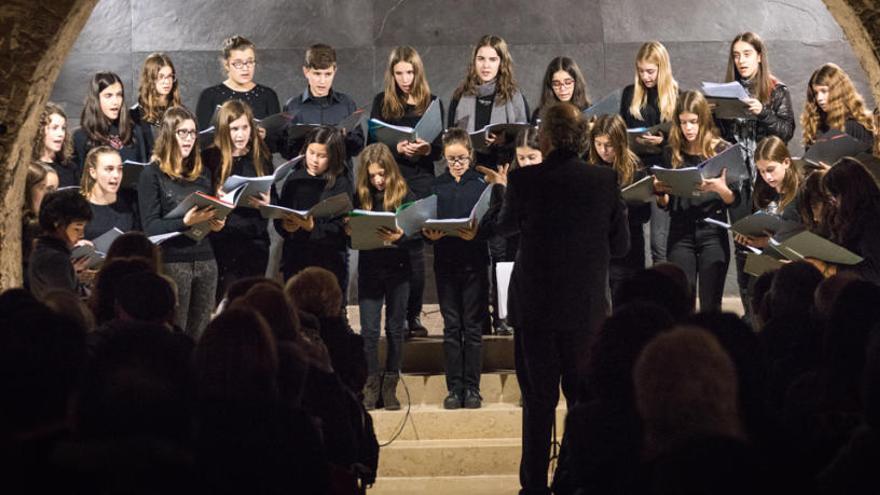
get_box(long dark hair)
[538,56,590,111]
[80,72,134,146]
[822,157,880,246]
[725,32,776,105]
[301,126,346,190]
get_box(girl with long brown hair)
[138,106,224,337]
[73,72,147,172]
[368,45,442,337]
[132,52,182,155]
[533,56,590,122]
[801,63,874,148]
[655,91,737,312]
[589,114,651,302]
[449,34,529,168]
[32,102,77,187]
[201,99,272,299]
[80,146,140,240]
[349,143,418,411]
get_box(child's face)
[515,146,542,167]
[229,114,251,154]
[475,46,500,83]
[593,134,616,164]
[90,152,123,196]
[304,65,336,97]
[444,143,471,180]
[367,162,386,191]
[812,84,830,112]
[678,112,700,143]
[393,61,415,95]
[306,142,329,176]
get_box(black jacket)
[620,84,668,167]
[282,88,365,160]
[129,104,160,159]
[717,79,796,149]
[28,235,77,300]
[662,142,742,225]
[202,147,270,243]
[368,93,443,198]
[273,166,353,253]
[73,124,148,176]
[431,168,492,274]
[497,149,630,333]
[137,163,215,263]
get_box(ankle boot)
[381,372,401,410]
[363,374,381,411]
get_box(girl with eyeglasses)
[132,52,182,157]
[422,128,493,410]
[532,57,590,123]
[73,72,148,175]
[368,45,443,337]
[195,35,281,131]
[138,106,224,338]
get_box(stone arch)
[2,0,880,290]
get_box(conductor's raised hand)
[477,164,509,186]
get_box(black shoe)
[463,389,482,409]
[407,316,428,337]
[443,390,463,410]
[494,320,513,336]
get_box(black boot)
[363,374,381,411]
[494,319,513,336]
[381,372,401,411]
[407,316,428,338]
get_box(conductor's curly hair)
[538,102,589,155]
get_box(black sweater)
[620,84,666,167]
[73,124,148,176]
[431,168,491,273]
[195,83,281,131]
[137,163,215,263]
[368,93,443,198]
[28,235,77,300]
[201,147,270,243]
[598,164,651,270]
[273,166,353,253]
[353,189,418,277]
[84,189,140,240]
[44,157,80,188]
[663,141,741,225]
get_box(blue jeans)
[359,271,409,375]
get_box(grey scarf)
[455,80,528,132]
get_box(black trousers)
[436,268,488,393]
[667,220,731,313]
[515,325,586,495]
[406,242,425,321]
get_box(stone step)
[376,438,522,477]
[391,372,524,407]
[372,403,567,442]
[368,474,520,494]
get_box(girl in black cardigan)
[619,41,680,264]
[369,45,442,336]
[654,91,738,313]
[423,128,492,410]
[202,100,272,299]
[138,106,225,338]
[80,146,140,240]
[274,126,352,297]
[349,143,418,411]
[33,102,79,188]
[195,35,280,132]
[73,72,147,175]
[588,114,652,304]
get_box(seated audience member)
[105,231,162,271]
[817,329,880,493]
[0,297,87,493]
[614,266,694,321]
[192,308,329,495]
[88,257,155,325]
[28,188,93,300]
[553,302,673,495]
[783,280,880,477]
[42,288,96,332]
[114,271,177,327]
[813,271,861,324]
[749,270,777,332]
[634,327,768,494]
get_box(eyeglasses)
[157,74,176,82]
[230,60,256,70]
[551,79,575,89]
[176,129,197,140]
[447,156,471,166]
